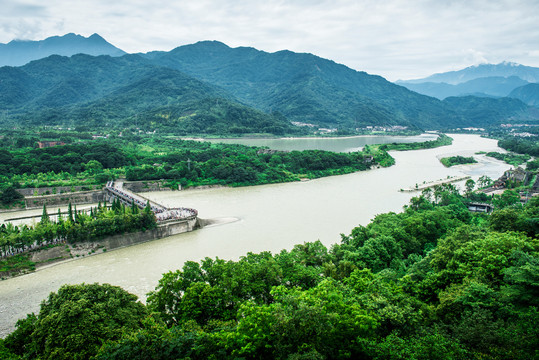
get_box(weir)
[104,180,198,222]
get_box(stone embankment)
[2,180,205,278]
[123,180,172,193]
[23,190,105,209]
[7,217,201,277]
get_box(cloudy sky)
[2,0,539,81]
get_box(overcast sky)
[2,0,539,81]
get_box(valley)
[0,29,538,359]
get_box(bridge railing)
[104,182,198,222]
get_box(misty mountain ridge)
[397,76,531,100]
[0,33,126,67]
[399,62,539,85]
[509,83,539,107]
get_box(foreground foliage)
[3,283,147,360]
[3,189,538,359]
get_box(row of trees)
[0,200,156,260]
[2,188,537,359]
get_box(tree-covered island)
[0,131,397,208]
[440,155,478,167]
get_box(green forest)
[485,152,530,167]
[498,136,539,157]
[1,187,537,359]
[3,43,537,134]
[0,132,392,207]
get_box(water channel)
[0,134,510,337]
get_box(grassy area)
[0,254,35,278]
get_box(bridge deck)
[105,181,197,222]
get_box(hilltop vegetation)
[148,41,465,130]
[2,189,538,359]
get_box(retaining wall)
[98,217,199,250]
[16,185,101,197]
[24,190,105,209]
[28,218,200,271]
[123,180,174,193]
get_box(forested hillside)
[147,41,466,129]
[398,76,530,100]
[2,189,537,359]
[443,96,534,126]
[1,38,537,134]
[0,54,294,135]
[509,83,539,107]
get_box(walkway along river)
[0,134,510,337]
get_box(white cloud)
[1,0,539,80]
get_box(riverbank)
[1,133,444,214]
[400,175,471,192]
[1,216,239,280]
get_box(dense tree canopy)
[4,283,147,360]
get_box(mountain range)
[0,33,125,67]
[0,34,538,134]
[400,62,539,84]
[396,62,539,105]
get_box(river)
[0,134,509,337]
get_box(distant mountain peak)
[0,33,125,67]
[88,33,108,42]
[500,60,520,67]
[400,61,539,85]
